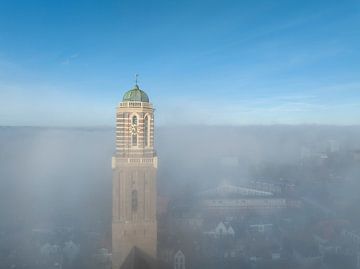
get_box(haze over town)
[1,1,360,269]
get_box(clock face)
[129,124,138,135]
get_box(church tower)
[112,83,157,269]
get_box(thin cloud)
[61,53,79,65]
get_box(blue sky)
[0,0,359,126]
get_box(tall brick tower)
[112,82,157,269]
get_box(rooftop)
[123,85,149,102]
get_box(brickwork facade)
[112,91,157,269]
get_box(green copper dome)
[122,85,149,102]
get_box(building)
[112,83,158,269]
[198,183,297,215]
[249,223,273,233]
[204,221,235,238]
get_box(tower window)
[144,115,149,147]
[131,115,138,146]
[131,190,138,212]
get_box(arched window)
[144,115,149,147]
[132,115,137,125]
[131,190,138,212]
[131,115,138,146]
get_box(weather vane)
[135,74,139,86]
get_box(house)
[174,250,185,269]
[204,221,235,238]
